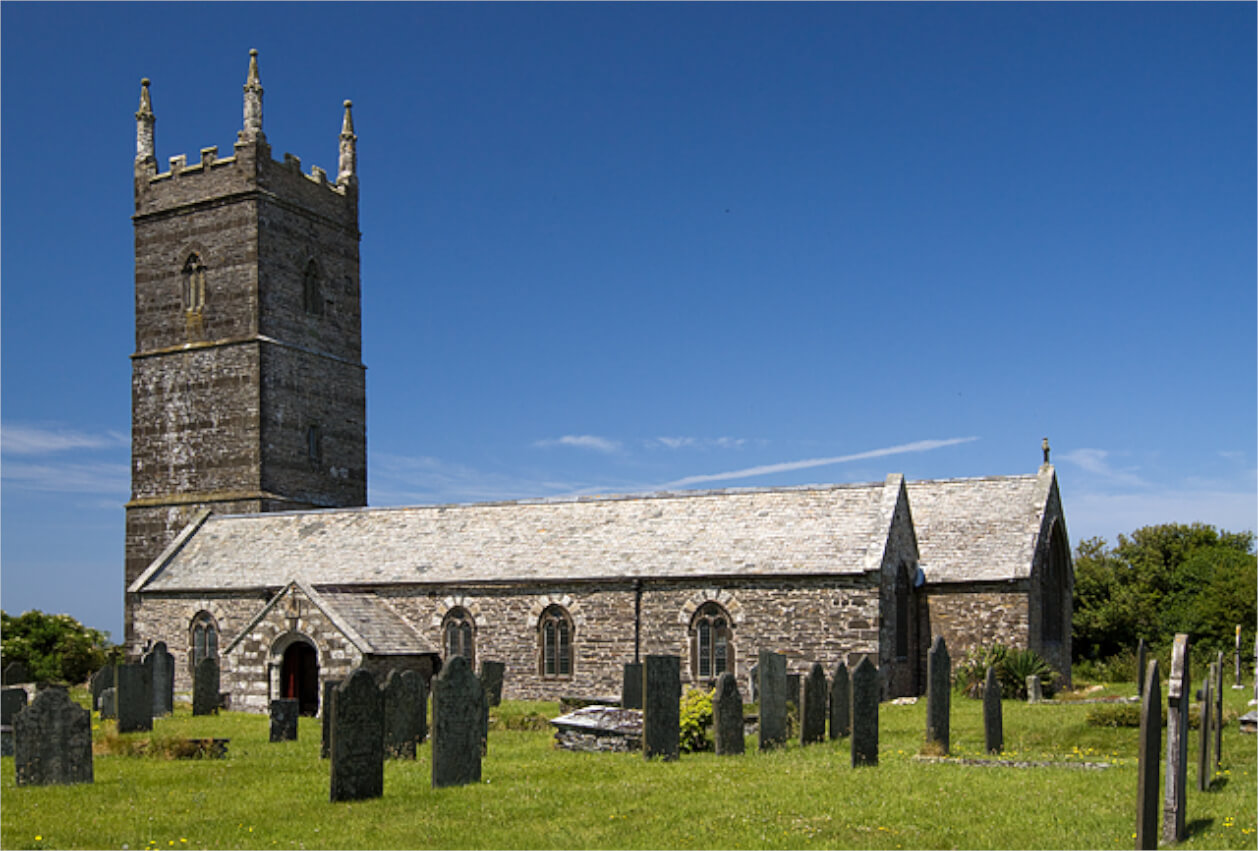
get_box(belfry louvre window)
[539,605,573,678]
[442,607,475,668]
[190,611,219,674]
[691,602,733,680]
[181,253,206,312]
[302,260,323,316]
[306,425,322,464]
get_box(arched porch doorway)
[280,640,320,715]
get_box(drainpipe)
[633,579,643,663]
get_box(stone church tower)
[125,51,366,650]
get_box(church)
[125,53,1073,714]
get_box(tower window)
[306,425,322,464]
[302,260,323,316]
[181,253,206,313]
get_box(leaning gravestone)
[192,657,219,716]
[270,698,299,742]
[712,671,744,756]
[800,662,827,745]
[850,656,879,767]
[143,641,175,717]
[621,662,643,710]
[1136,638,1148,696]
[381,670,424,759]
[983,666,1003,754]
[829,661,850,739]
[1162,633,1191,844]
[14,686,93,786]
[99,687,117,720]
[642,654,680,761]
[90,666,115,711]
[330,668,384,802]
[925,636,950,754]
[116,663,153,733]
[321,678,343,759]
[1136,659,1161,851]
[2,686,29,757]
[757,650,788,751]
[3,661,31,685]
[432,654,484,788]
[480,661,505,707]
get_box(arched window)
[190,611,219,674]
[895,563,913,660]
[181,253,206,313]
[1042,522,1069,644]
[690,602,734,681]
[302,259,323,316]
[538,605,573,678]
[442,607,475,668]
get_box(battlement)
[146,143,349,197]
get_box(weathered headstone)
[983,666,1002,754]
[3,661,31,685]
[90,666,115,711]
[712,671,744,756]
[143,641,175,717]
[850,656,879,767]
[829,661,850,739]
[270,698,299,742]
[116,663,153,733]
[1162,633,1190,844]
[757,650,787,751]
[1196,663,1213,792]
[381,670,424,759]
[643,654,680,761]
[14,686,93,786]
[925,636,950,753]
[431,654,484,788]
[480,661,505,707]
[1026,675,1043,704]
[1136,659,1162,851]
[192,657,219,716]
[321,678,343,759]
[800,662,827,745]
[786,672,802,711]
[330,668,384,802]
[1,686,28,757]
[99,687,117,720]
[1234,625,1243,688]
[748,662,759,702]
[1213,652,1224,771]
[1136,638,1148,696]
[621,662,643,710]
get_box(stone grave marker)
[622,662,643,710]
[829,661,850,739]
[90,666,115,711]
[800,662,827,745]
[983,666,1002,754]
[100,687,117,719]
[925,636,950,753]
[270,698,299,742]
[1136,638,1148,696]
[381,670,424,759]
[786,672,802,713]
[2,686,28,757]
[3,660,31,685]
[642,654,680,761]
[757,650,787,751]
[431,654,484,788]
[1136,659,1161,851]
[748,661,759,702]
[14,686,93,786]
[143,641,175,717]
[321,678,343,759]
[1213,651,1224,770]
[480,661,505,707]
[712,671,744,756]
[330,668,384,802]
[1026,675,1043,704]
[1234,625,1243,688]
[192,657,219,716]
[1162,633,1190,844]
[116,663,153,733]
[850,656,879,767]
[1196,663,1213,792]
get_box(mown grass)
[2,683,1254,849]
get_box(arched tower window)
[306,424,323,465]
[302,259,323,316]
[690,602,734,681]
[442,607,476,669]
[189,611,219,674]
[538,605,573,678]
[181,253,206,313]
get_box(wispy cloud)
[1,461,129,494]
[369,452,617,505]
[533,435,622,454]
[1058,448,1148,488]
[1066,486,1258,544]
[659,436,979,488]
[2,423,128,456]
[651,436,748,451]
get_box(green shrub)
[954,644,1009,698]
[955,644,1057,699]
[1086,701,1201,729]
[679,687,713,752]
[1,609,121,684]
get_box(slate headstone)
[1196,664,1212,792]
[829,662,850,739]
[748,662,759,702]
[712,671,744,756]
[642,654,680,761]
[143,641,175,717]
[1213,652,1224,771]
[431,654,484,788]
[983,666,1002,754]
[1162,633,1190,844]
[1136,638,1148,696]
[480,661,505,707]
[925,636,950,753]
[192,657,219,716]
[116,663,153,733]
[621,662,643,710]
[90,666,115,711]
[786,672,802,712]
[2,686,28,725]
[850,656,879,767]
[330,668,384,802]
[100,687,117,720]
[800,662,827,745]
[3,661,31,685]
[757,650,787,751]
[270,698,299,742]
[1026,675,1043,704]
[381,670,424,759]
[14,686,93,786]
[1136,660,1161,851]
[320,678,343,759]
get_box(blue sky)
[2,2,1254,640]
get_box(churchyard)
[1,673,1254,850]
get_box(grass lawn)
[2,683,1255,850]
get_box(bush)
[679,688,713,752]
[1,609,121,684]
[955,644,1057,700]
[1086,702,1202,730]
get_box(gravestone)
[748,662,759,702]
[3,661,31,685]
[983,666,1002,754]
[381,670,424,759]
[99,687,117,720]
[1136,638,1147,696]
[925,636,950,753]
[642,654,680,761]
[1234,625,1243,688]
[757,650,787,751]
[800,662,827,745]
[1196,664,1212,792]
[2,686,28,757]
[270,698,299,742]
[1213,651,1224,770]
[621,662,643,710]
[431,654,484,788]
[1026,675,1043,704]
[1162,633,1190,844]
[321,678,343,759]
[116,663,153,733]
[90,666,115,711]
[829,661,850,739]
[192,657,219,716]
[712,671,744,756]
[1136,659,1162,851]
[850,656,879,767]
[14,686,93,786]
[786,672,802,711]
[480,661,505,707]
[330,668,384,802]
[143,641,175,717]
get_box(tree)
[0,610,121,684]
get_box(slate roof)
[317,591,435,654]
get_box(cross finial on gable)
[1041,437,1050,467]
